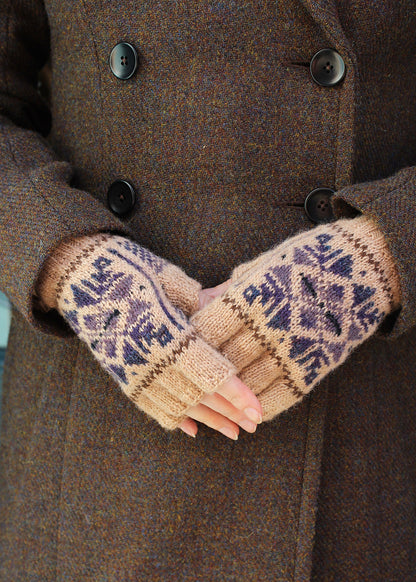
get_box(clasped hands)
[49,218,398,442]
[179,280,261,440]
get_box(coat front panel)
[1,309,326,581]
[335,0,416,183]
[1,1,416,581]
[44,1,416,284]
[46,0,346,284]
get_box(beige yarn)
[192,216,401,421]
[36,233,236,429]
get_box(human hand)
[44,234,255,433]
[177,280,262,439]
[179,373,262,439]
[198,279,232,310]
[39,234,262,439]
[192,217,401,421]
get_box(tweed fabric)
[37,234,234,429]
[1,1,416,580]
[193,216,400,420]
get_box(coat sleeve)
[0,0,129,333]
[332,165,416,338]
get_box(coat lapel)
[298,0,349,51]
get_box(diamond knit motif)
[192,216,400,422]
[40,233,237,429]
[241,230,383,388]
[62,247,186,387]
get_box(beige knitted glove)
[37,234,236,429]
[39,235,203,317]
[192,217,401,421]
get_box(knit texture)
[37,235,202,317]
[37,234,235,429]
[192,216,401,420]
[2,1,416,580]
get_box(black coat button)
[109,42,138,80]
[304,188,335,223]
[310,49,345,87]
[107,180,136,216]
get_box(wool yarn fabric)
[192,216,401,420]
[37,234,236,429]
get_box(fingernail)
[244,408,262,424]
[181,427,196,438]
[240,420,257,433]
[220,427,239,441]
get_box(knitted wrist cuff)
[333,215,401,310]
[36,235,105,311]
[130,334,237,429]
[192,215,402,421]
[36,234,202,316]
[38,233,236,429]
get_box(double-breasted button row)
[303,48,342,222]
[107,180,335,224]
[107,43,341,225]
[109,43,345,88]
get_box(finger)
[191,293,244,347]
[186,402,240,440]
[215,375,263,422]
[208,279,232,297]
[179,417,198,438]
[239,353,283,395]
[238,354,301,421]
[258,381,300,421]
[220,328,265,369]
[199,391,259,433]
[198,288,216,310]
[198,279,232,310]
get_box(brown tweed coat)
[1,1,416,580]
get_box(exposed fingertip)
[181,427,197,438]
[239,419,257,433]
[220,427,239,440]
[180,422,198,438]
[244,407,263,424]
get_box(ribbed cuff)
[35,234,109,311]
[333,215,402,311]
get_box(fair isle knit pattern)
[192,217,401,421]
[43,234,236,429]
[38,234,203,318]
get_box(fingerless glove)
[192,216,401,421]
[37,234,236,429]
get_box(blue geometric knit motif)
[113,238,166,275]
[62,244,187,387]
[241,230,384,387]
